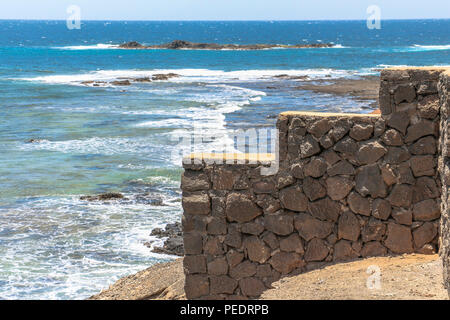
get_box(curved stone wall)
[181,67,450,299]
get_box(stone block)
[226,193,262,223]
[348,192,371,216]
[305,238,329,262]
[210,275,238,295]
[184,233,203,255]
[181,171,210,191]
[303,177,327,201]
[279,234,304,254]
[413,199,440,221]
[350,123,374,141]
[410,155,435,177]
[327,160,355,176]
[413,222,437,249]
[361,218,386,242]
[326,176,354,201]
[239,278,266,297]
[304,157,327,177]
[185,274,209,299]
[184,255,207,274]
[208,257,229,276]
[333,239,359,261]
[372,198,392,220]
[338,211,361,241]
[269,252,304,274]
[264,214,294,235]
[183,193,211,215]
[230,261,257,280]
[355,164,387,198]
[384,223,413,254]
[356,141,387,164]
[294,213,333,241]
[243,236,271,264]
[279,185,308,212]
[361,241,388,257]
[308,197,341,222]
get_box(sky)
[0,0,449,20]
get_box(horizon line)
[0,18,449,22]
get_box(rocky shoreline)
[295,75,380,109]
[146,222,184,257]
[119,40,335,50]
[88,74,382,299]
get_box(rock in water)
[80,193,125,201]
[149,222,184,256]
[118,40,335,50]
[118,41,144,48]
[111,80,131,86]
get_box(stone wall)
[439,70,450,291]
[181,67,450,300]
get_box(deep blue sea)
[0,20,449,299]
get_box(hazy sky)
[1,0,449,20]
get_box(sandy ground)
[261,254,448,300]
[90,254,447,300]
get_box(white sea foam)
[19,137,165,157]
[0,194,180,299]
[410,44,450,51]
[19,68,358,86]
[375,45,450,53]
[53,44,120,50]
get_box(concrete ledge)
[280,111,380,118]
[183,153,276,162]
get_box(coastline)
[90,75,382,299]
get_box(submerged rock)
[111,80,131,86]
[26,139,44,143]
[151,73,180,81]
[80,192,125,201]
[134,77,152,82]
[81,80,107,87]
[148,222,184,256]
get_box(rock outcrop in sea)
[146,222,184,256]
[118,40,334,50]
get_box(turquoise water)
[0,20,449,299]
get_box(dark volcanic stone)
[269,252,304,274]
[338,211,360,241]
[308,197,341,222]
[264,214,294,236]
[294,213,333,241]
[384,223,413,254]
[304,238,329,262]
[355,164,387,198]
[279,186,308,212]
[226,193,262,223]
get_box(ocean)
[0,19,449,299]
